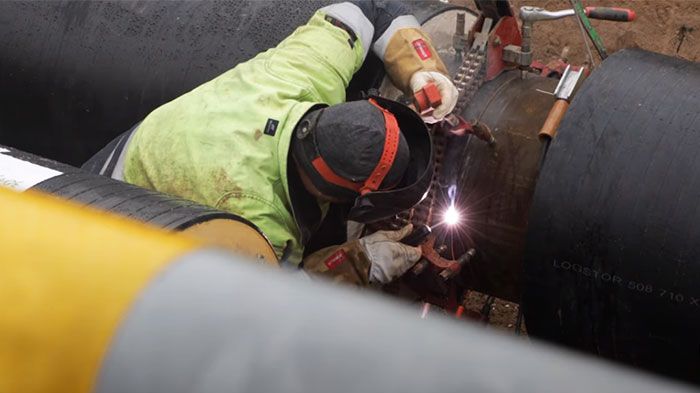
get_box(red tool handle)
[584,7,636,22]
[413,82,442,113]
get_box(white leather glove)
[410,71,459,120]
[360,224,422,284]
[346,220,365,241]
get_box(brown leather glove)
[302,240,373,286]
[380,27,458,120]
[302,225,421,286]
[382,28,449,93]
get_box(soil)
[452,0,700,65]
[447,0,699,333]
[510,0,700,65]
[462,290,528,337]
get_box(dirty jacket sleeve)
[264,10,367,106]
[320,1,449,93]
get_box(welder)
[83,1,458,286]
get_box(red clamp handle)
[584,7,636,22]
[413,82,442,113]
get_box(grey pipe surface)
[95,249,697,393]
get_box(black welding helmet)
[291,96,433,223]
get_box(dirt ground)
[451,0,699,334]
[462,291,527,336]
[451,0,699,64]
[510,0,700,65]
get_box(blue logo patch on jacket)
[264,118,279,136]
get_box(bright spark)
[443,205,461,226]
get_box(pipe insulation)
[0,144,277,265]
[0,185,697,393]
[524,49,700,383]
[0,0,464,165]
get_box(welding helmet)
[291,96,433,223]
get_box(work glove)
[302,224,422,286]
[360,224,423,284]
[377,24,452,106]
[410,71,459,120]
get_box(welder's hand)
[410,71,458,120]
[360,224,422,284]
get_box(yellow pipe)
[182,218,279,266]
[0,186,199,393]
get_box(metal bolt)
[297,120,311,139]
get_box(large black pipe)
[0,0,462,166]
[524,49,700,383]
[0,144,277,264]
[1,144,249,231]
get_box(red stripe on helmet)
[361,99,401,195]
[311,99,402,195]
[312,157,362,192]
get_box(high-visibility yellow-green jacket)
[122,2,447,266]
[123,11,365,264]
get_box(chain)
[411,48,487,226]
[453,49,487,113]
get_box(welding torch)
[401,210,462,246]
[402,185,462,247]
[402,221,475,281]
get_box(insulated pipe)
[0,185,202,393]
[0,144,277,265]
[0,185,698,393]
[0,0,464,166]
[524,49,700,383]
